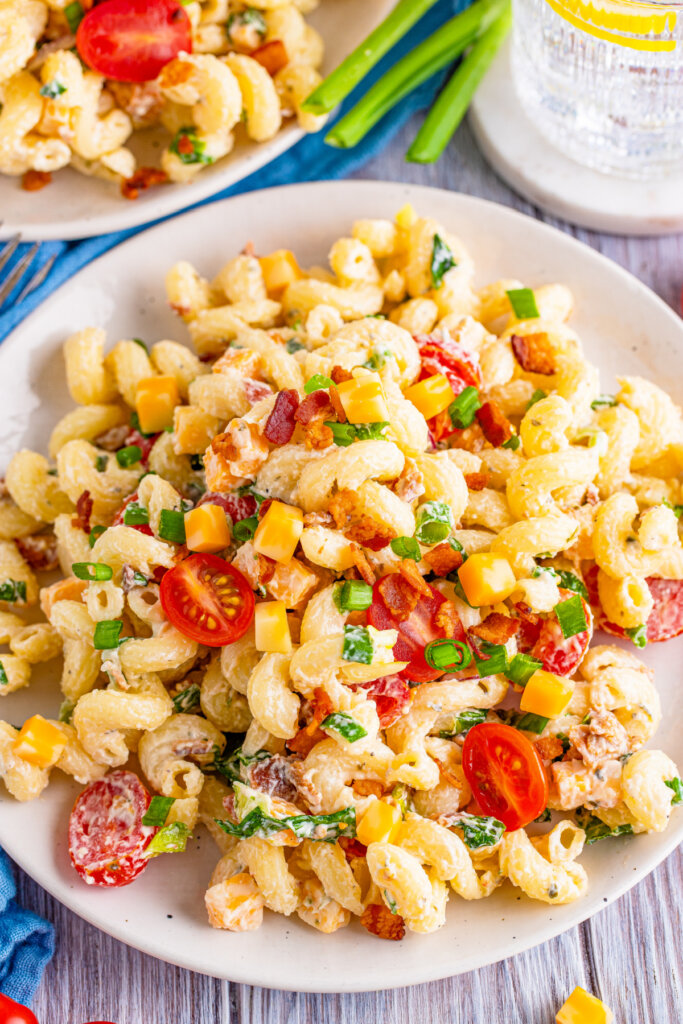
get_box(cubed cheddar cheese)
[259,250,302,293]
[556,987,614,1024]
[13,715,66,768]
[521,669,574,718]
[253,501,304,564]
[404,374,455,420]
[335,374,389,424]
[254,601,292,654]
[395,203,417,230]
[184,504,231,553]
[173,406,222,454]
[136,375,180,434]
[356,799,402,846]
[457,553,516,606]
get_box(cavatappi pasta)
[0,204,681,940]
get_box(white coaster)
[469,40,683,236]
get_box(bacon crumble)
[72,491,93,533]
[360,903,406,941]
[423,542,463,576]
[476,400,515,447]
[468,612,520,645]
[511,332,557,375]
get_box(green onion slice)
[88,525,106,549]
[71,562,113,582]
[506,287,540,320]
[159,509,186,544]
[116,445,142,468]
[415,501,454,545]
[438,708,487,738]
[145,822,191,857]
[342,624,373,664]
[338,580,373,612]
[142,795,176,828]
[233,516,259,544]
[506,653,542,687]
[321,711,368,743]
[0,580,27,603]
[93,619,124,650]
[473,641,509,676]
[449,385,481,429]
[430,234,457,289]
[390,536,422,561]
[424,638,472,671]
[625,624,648,648]
[527,389,546,410]
[554,594,588,638]
[516,712,549,733]
[304,374,333,393]
[123,502,149,526]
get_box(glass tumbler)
[510,0,683,178]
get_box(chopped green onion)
[342,624,373,664]
[383,890,399,915]
[116,445,142,468]
[58,699,75,724]
[506,653,543,687]
[591,395,617,409]
[227,8,267,39]
[321,712,368,743]
[663,499,683,519]
[286,338,304,353]
[430,234,457,289]
[448,536,466,557]
[0,580,27,604]
[450,812,505,849]
[516,712,549,734]
[449,385,481,429]
[216,806,356,843]
[142,795,176,828]
[502,434,520,450]
[169,127,213,166]
[415,501,454,545]
[95,455,108,472]
[211,747,270,785]
[665,777,682,804]
[159,509,186,544]
[338,580,373,612]
[390,536,422,561]
[527,389,546,410]
[71,562,113,582]
[64,1,84,32]
[473,641,509,677]
[533,566,588,600]
[123,502,149,527]
[304,374,333,393]
[130,571,148,588]
[424,638,472,671]
[233,516,259,544]
[131,337,148,351]
[576,810,633,844]
[0,662,7,686]
[145,822,191,857]
[438,708,488,738]
[172,683,201,714]
[40,79,67,99]
[88,525,106,548]
[353,422,389,441]
[301,0,438,115]
[93,620,124,650]
[625,625,648,648]
[554,594,588,638]
[405,1,511,163]
[326,422,356,447]
[506,287,540,320]
[363,346,393,370]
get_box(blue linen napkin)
[0,0,463,343]
[0,850,55,1005]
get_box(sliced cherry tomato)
[585,564,683,643]
[160,553,254,646]
[112,490,153,536]
[367,574,466,683]
[516,589,592,676]
[197,491,257,524]
[0,995,39,1024]
[462,723,549,830]
[76,0,192,83]
[415,334,482,442]
[69,771,155,887]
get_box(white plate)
[0,0,393,242]
[0,181,681,992]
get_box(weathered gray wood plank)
[10,109,683,1023]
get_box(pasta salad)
[0,0,326,197]
[0,204,681,941]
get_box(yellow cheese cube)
[457,553,516,607]
[173,405,221,454]
[396,203,417,230]
[404,374,455,420]
[521,669,574,719]
[556,987,614,1024]
[253,501,304,564]
[254,601,292,654]
[356,799,402,846]
[184,504,231,553]
[13,715,66,768]
[136,375,181,434]
[259,249,302,293]
[335,374,389,424]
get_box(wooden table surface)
[12,113,683,1024]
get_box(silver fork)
[0,225,57,312]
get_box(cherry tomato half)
[462,723,549,831]
[76,0,192,83]
[160,553,254,647]
[367,574,465,683]
[0,994,38,1024]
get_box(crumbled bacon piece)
[244,378,273,405]
[464,470,490,491]
[450,423,487,453]
[264,389,299,445]
[15,533,58,572]
[352,779,385,798]
[423,542,463,576]
[288,726,325,758]
[304,419,334,450]
[72,491,93,533]
[360,904,405,941]
[339,836,368,861]
[331,365,353,385]
[94,424,130,451]
[329,490,392,550]
[328,385,347,423]
[377,573,418,618]
[350,544,376,585]
[435,600,461,639]
[121,167,168,200]
[251,39,288,76]
[287,687,333,756]
[535,735,565,762]
[511,332,556,375]
[295,390,333,425]
[398,558,432,598]
[468,612,520,645]
[393,458,424,504]
[356,675,412,727]
[476,401,514,447]
[247,754,300,803]
[22,170,51,192]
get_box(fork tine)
[0,242,40,309]
[15,252,56,305]
[0,233,21,276]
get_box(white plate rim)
[1,180,681,991]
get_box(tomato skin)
[76,0,192,83]
[0,994,39,1024]
[517,589,592,677]
[415,334,482,442]
[462,723,549,831]
[160,553,254,647]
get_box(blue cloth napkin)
[0,0,463,343]
[0,851,55,1006]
